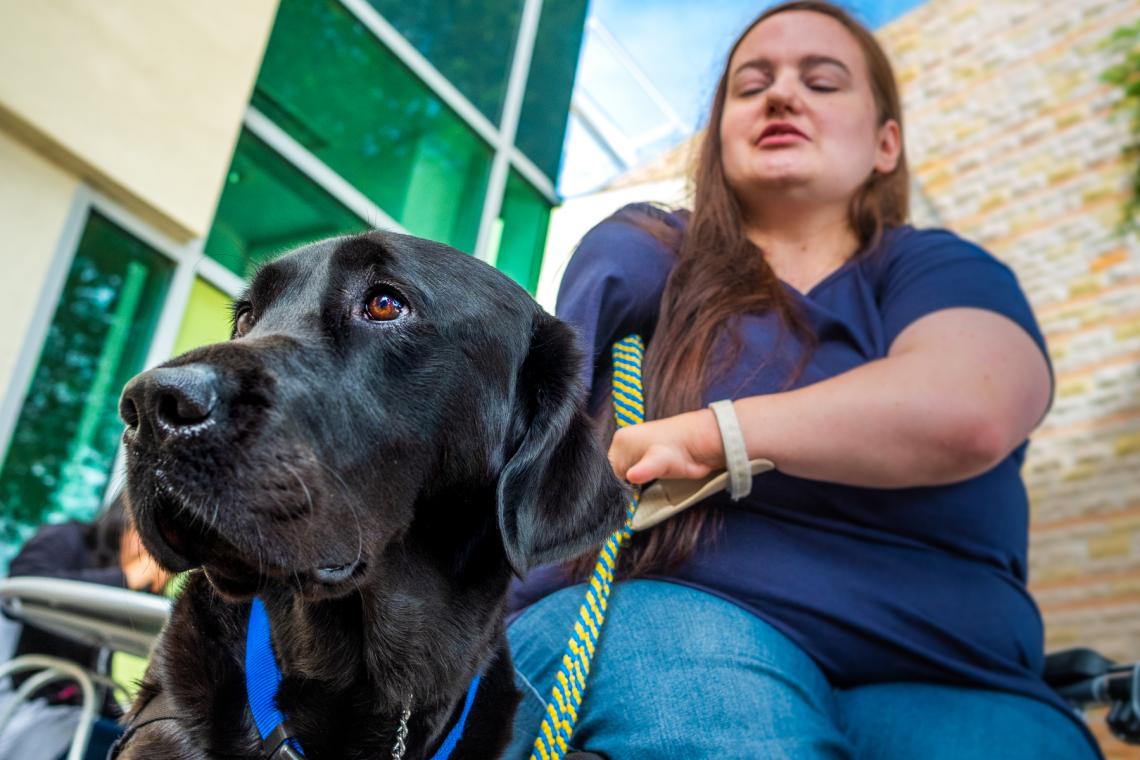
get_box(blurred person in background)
[1,493,169,760]
[505,1,1101,758]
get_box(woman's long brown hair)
[569,1,911,580]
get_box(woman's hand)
[609,408,726,485]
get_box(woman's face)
[719,11,900,214]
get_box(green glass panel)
[364,0,523,124]
[494,170,551,294]
[204,129,367,278]
[172,279,233,355]
[0,212,172,567]
[515,0,589,182]
[252,0,492,252]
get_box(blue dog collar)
[429,670,482,760]
[246,597,304,757]
[245,597,481,759]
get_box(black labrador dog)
[113,231,626,759]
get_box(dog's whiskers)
[310,458,367,568]
[351,572,365,607]
[283,461,314,518]
[252,516,267,587]
[292,568,304,598]
[346,492,365,576]
[311,458,363,516]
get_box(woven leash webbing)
[529,335,644,760]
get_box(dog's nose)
[120,364,219,441]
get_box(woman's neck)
[743,205,860,294]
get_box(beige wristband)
[708,399,752,500]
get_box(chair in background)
[0,577,170,760]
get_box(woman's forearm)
[730,353,1008,488]
[613,309,1051,489]
[724,310,1051,488]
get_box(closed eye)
[735,76,770,97]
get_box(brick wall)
[879,1,1140,755]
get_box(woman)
[505,2,1100,758]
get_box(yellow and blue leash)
[530,335,644,760]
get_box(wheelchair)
[1045,647,1140,745]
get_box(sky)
[558,0,929,196]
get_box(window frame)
[334,0,555,260]
[0,186,243,508]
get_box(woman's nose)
[764,73,801,115]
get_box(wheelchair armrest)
[1044,647,1117,689]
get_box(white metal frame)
[243,107,406,235]
[229,0,563,261]
[571,88,641,170]
[584,16,690,143]
[566,16,694,183]
[0,191,90,466]
[0,655,98,760]
[336,0,558,209]
[474,0,544,262]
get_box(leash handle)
[530,335,644,760]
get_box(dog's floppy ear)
[497,314,627,576]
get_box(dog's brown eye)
[366,292,405,322]
[234,308,255,337]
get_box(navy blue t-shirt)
[509,205,1098,749]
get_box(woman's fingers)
[624,446,670,484]
[614,437,715,484]
[630,447,715,483]
[610,424,657,481]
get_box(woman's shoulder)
[875,224,1002,264]
[862,224,1042,349]
[860,224,1011,284]
[560,203,683,300]
[572,203,684,267]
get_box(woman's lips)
[757,131,808,146]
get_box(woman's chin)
[731,162,814,190]
[737,176,826,209]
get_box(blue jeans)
[505,580,1097,759]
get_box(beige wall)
[0,0,280,240]
[0,130,80,403]
[0,0,279,417]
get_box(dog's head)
[119,231,626,600]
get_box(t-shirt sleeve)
[879,228,1050,368]
[555,210,675,412]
